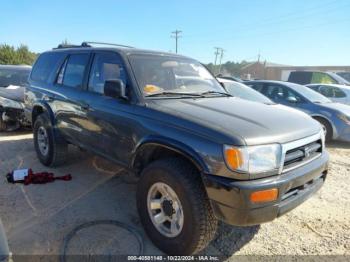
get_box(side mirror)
[287,96,298,103]
[104,79,127,100]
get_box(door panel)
[80,51,135,163]
[52,52,91,145]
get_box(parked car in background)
[218,77,273,104]
[288,71,349,86]
[335,72,350,82]
[246,80,350,142]
[306,84,350,106]
[25,42,328,255]
[0,65,32,131]
[216,75,243,83]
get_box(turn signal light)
[224,147,243,170]
[250,188,278,203]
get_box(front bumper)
[203,151,329,226]
[0,105,30,126]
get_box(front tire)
[314,117,333,142]
[137,158,217,255]
[33,113,67,167]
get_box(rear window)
[31,52,65,83]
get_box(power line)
[171,30,182,54]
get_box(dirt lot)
[0,131,349,260]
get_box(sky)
[1,0,349,66]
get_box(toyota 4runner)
[25,42,329,255]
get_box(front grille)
[283,139,322,171]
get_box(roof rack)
[81,41,134,48]
[54,42,134,50]
[54,43,90,49]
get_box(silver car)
[306,84,350,106]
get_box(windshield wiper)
[145,91,205,98]
[199,91,232,97]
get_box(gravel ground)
[0,131,349,261]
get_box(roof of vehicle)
[0,65,32,70]
[48,43,191,59]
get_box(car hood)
[149,97,321,145]
[319,102,350,116]
[0,85,24,102]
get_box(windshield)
[288,83,332,103]
[222,81,273,104]
[327,72,350,85]
[336,72,350,82]
[129,55,226,97]
[0,68,30,87]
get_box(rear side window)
[319,85,334,97]
[31,52,64,83]
[311,72,336,84]
[61,53,90,88]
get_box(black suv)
[25,42,329,255]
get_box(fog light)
[250,188,278,203]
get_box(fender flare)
[131,135,210,174]
[32,101,56,126]
[311,114,337,139]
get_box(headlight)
[0,97,23,109]
[224,144,282,174]
[338,114,350,125]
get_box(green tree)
[205,60,249,77]
[0,44,37,65]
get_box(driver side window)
[319,85,334,97]
[264,84,302,103]
[88,52,127,94]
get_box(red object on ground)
[6,169,72,185]
[24,171,72,185]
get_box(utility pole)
[218,48,225,74]
[214,47,221,75]
[171,30,182,54]
[214,47,220,66]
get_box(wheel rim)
[37,126,49,156]
[147,182,184,238]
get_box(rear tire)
[314,117,333,142]
[33,113,67,167]
[137,158,217,255]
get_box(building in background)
[240,61,350,82]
